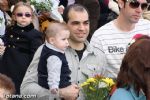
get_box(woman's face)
[0,0,9,11]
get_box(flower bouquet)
[30,0,63,23]
[30,0,52,12]
[80,75,115,100]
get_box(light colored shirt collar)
[67,40,96,60]
[45,41,64,53]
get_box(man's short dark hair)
[63,4,89,23]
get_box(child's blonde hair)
[45,21,69,39]
[12,1,33,15]
[11,1,34,25]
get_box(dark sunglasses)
[16,12,32,17]
[127,0,148,10]
[147,3,150,10]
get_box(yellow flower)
[80,77,97,87]
[80,82,90,87]
[86,78,97,83]
[89,86,96,91]
[81,74,116,100]
[102,78,115,87]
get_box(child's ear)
[48,37,55,44]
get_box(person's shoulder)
[91,20,115,43]
[5,25,13,32]
[136,19,150,30]
[93,20,114,36]
[0,10,4,15]
[29,29,43,38]
[138,19,150,25]
[96,20,114,30]
[110,88,134,100]
[32,29,43,34]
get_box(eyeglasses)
[145,3,150,11]
[127,0,148,10]
[16,12,32,17]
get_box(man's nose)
[78,24,85,30]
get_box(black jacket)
[0,23,43,94]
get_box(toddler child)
[38,21,71,99]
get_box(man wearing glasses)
[90,0,150,78]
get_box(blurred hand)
[58,5,64,15]
[0,45,5,55]
[59,84,79,100]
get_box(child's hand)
[58,5,64,15]
[0,39,5,55]
[50,88,58,94]
[0,45,5,56]
[0,39,4,46]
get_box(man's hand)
[59,84,79,100]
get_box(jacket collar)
[67,40,95,56]
[13,23,34,32]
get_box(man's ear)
[118,0,124,8]
[119,4,123,8]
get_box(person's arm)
[20,45,51,99]
[20,45,79,100]
[47,55,62,91]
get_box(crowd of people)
[0,0,150,100]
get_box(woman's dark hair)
[117,35,150,99]
[63,4,89,23]
[8,0,21,8]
